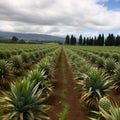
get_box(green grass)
[58,102,70,120]
[58,51,70,120]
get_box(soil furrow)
[48,49,88,120]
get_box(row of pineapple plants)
[77,48,120,62]
[0,46,58,86]
[0,44,58,59]
[0,47,61,120]
[64,48,120,120]
[70,47,120,93]
[73,49,116,72]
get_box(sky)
[0,0,120,38]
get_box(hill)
[0,31,64,42]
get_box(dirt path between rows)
[47,49,88,120]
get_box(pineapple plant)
[91,98,120,120]
[0,78,50,120]
[96,57,105,68]
[90,55,97,63]
[112,53,119,62]
[29,53,36,61]
[114,64,120,92]
[21,52,29,63]
[0,59,10,79]
[38,57,53,79]
[104,58,116,73]
[12,55,23,70]
[80,69,112,109]
[0,51,7,59]
[104,53,111,58]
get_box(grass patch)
[60,88,67,99]
[58,51,70,120]
[58,102,70,120]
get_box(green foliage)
[0,51,7,59]
[80,69,111,108]
[96,57,105,67]
[38,57,52,78]
[112,53,119,62]
[58,103,70,120]
[91,99,120,120]
[0,59,10,79]
[12,55,23,70]
[29,52,36,60]
[0,79,50,120]
[90,55,97,63]
[65,35,70,45]
[114,65,120,92]
[21,52,29,63]
[100,103,120,120]
[104,53,111,58]
[104,58,116,72]
[27,69,53,96]
[11,36,18,43]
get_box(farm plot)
[0,44,120,120]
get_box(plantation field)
[0,44,120,120]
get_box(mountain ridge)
[0,31,65,41]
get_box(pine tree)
[79,35,82,45]
[105,34,115,46]
[97,34,104,46]
[115,35,120,46]
[83,37,86,45]
[65,35,70,44]
[70,35,76,45]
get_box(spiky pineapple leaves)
[79,69,112,108]
[0,79,50,120]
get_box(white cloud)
[0,0,120,37]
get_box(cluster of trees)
[65,34,120,46]
[65,35,77,45]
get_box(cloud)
[0,0,120,37]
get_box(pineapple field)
[0,44,120,120]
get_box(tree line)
[65,34,120,46]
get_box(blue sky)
[0,0,120,38]
[99,0,120,10]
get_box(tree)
[94,36,97,45]
[78,35,83,45]
[105,34,115,46]
[11,36,18,43]
[97,34,104,46]
[70,35,76,45]
[65,35,70,44]
[83,37,86,45]
[115,35,120,46]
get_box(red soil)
[48,50,88,120]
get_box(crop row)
[65,47,120,120]
[0,46,58,87]
[0,47,61,120]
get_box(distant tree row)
[65,34,120,46]
[65,35,77,45]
